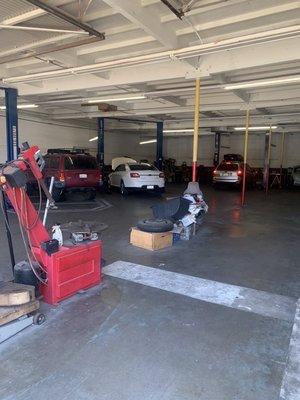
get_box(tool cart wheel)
[33,313,46,325]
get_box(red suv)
[43,149,102,201]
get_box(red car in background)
[43,149,102,201]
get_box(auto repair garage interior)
[0,1,300,399]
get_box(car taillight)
[213,170,217,175]
[59,172,65,182]
[159,172,164,178]
[237,170,243,176]
[130,172,140,178]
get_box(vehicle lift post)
[213,131,221,167]
[97,117,105,167]
[156,121,163,171]
[1,87,19,272]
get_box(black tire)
[87,190,96,200]
[106,179,112,194]
[33,313,46,325]
[137,218,173,233]
[155,187,165,195]
[52,187,62,202]
[120,180,128,196]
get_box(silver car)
[213,161,254,187]
[292,165,300,186]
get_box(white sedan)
[108,157,165,195]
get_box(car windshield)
[65,156,98,170]
[217,162,239,171]
[129,164,156,171]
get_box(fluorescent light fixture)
[89,136,98,142]
[87,95,146,104]
[139,139,157,145]
[234,126,278,131]
[0,104,38,110]
[224,76,300,90]
[163,129,194,133]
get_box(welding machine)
[0,143,102,305]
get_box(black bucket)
[14,260,39,296]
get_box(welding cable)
[16,188,47,282]
[0,160,47,283]
[0,184,47,282]
[0,188,13,236]
[21,188,47,275]
[13,188,47,284]
[20,159,43,230]
[20,188,48,273]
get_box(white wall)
[102,131,156,164]
[163,132,300,168]
[163,135,215,166]
[1,114,299,168]
[0,115,158,164]
[0,114,95,162]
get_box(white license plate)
[79,174,87,178]
[147,185,154,189]
[221,172,231,176]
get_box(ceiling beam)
[10,34,300,96]
[77,35,155,56]
[101,0,177,48]
[50,98,300,119]
[175,1,300,35]
[26,0,105,39]
[211,73,250,103]
[128,83,187,106]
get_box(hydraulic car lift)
[0,143,102,305]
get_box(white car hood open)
[112,157,137,170]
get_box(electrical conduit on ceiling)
[2,25,300,84]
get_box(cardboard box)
[130,227,173,251]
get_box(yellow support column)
[241,109,250,206]
[192,78,200,182]
[279,131,285,188]
[265,124,273,195]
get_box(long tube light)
[163,129,194,133]
[87,95,146,103]
[89,136,98,142]
[234,126,278,131]
[0,104,38,110]
[225,76,300,90]
[139,139,157,145]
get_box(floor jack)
[0,143,102,308]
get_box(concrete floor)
[0,185,299,399]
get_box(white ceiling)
[0,0,300,133]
